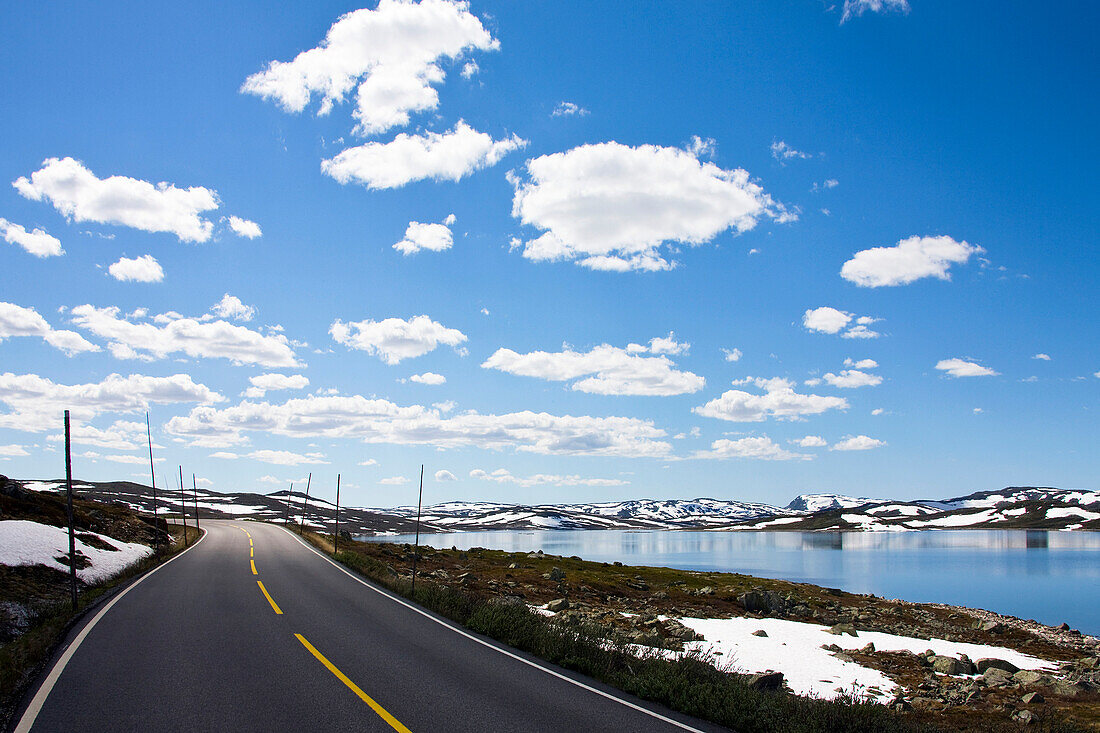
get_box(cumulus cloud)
[0,301,99,356]
[831,435,885,451]
[330,315,467,364]
[722,348,743,362]
[482,340,704,396]
[243,373,309,398]
[841,0,910,23]
[693,377,848,422]
[409,372,446,385]
[844,358,878,369]
[935,358,999,378]
[460,61,479,79]
[241,0,499,136]
[13,157,220,242]
[795,435,827,448]
[0,444,30,457]
[823,369,882,389]
[380,476,410,485]
[247,449,329,466]
[69,305,300,367]
[770,140,811,162]
[108,255,164,283]
[694,436,810,461]
[841,235,982,287]
[1032,353,1051,361]
[509,142,788,272]
[227,216,262,239]
[469,468,628,488]
[552,101,588,117]
[802,307,881,339]
[47,420,150,451]
[0,371,222,433]
[210,294,256,322]
[322,121,526,189]
[393,218,454,255]
[0,218,62,257]
[164,393,671,457]
[434,469,457,481]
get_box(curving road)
[14,520,724,732]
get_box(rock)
[752,629,768,637]
[1050,680,1088,698]
[932,656,966,675]
[1013,709,1037,725]
[1021,691,1044,704]
[982,668,1014,686]
[981,620,1006,633]
[697,586,714,596]
[821,643,842,652]
[508,562,518,569]
[736,589,787,615]
[0,475,28,500]
[1057,622,1071,631]
[546,598,570,612]
[747,671,784,691]
[543,567,566,581]
[976,658,1020,675]
[827,623,858,637]
[1013,670,1044,685]
[859,642,875,654]
[491,595,526,608]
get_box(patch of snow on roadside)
[0,519,153,583]
[671,616,1054,702]
[1046,507,1100,521]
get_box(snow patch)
[0,519,153,583]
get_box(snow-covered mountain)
[15,479,1099,533]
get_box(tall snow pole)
[300,472,311,535]
[146,412,160,554]
[284,482,292,527]
[179,464,189,547]
[64,411,78,611]
[410,465,424,597]
[192,473,200,532]
[333,474,341,555]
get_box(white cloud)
[393,219,454,255]
[209,451,239,460]
[380,476,410,485]
[460,60,479,79]
[243,373,309,398]
[69,305,300,368]
[482,341,704,396]
[645,332,690,355]
[841,0,910,24]
[0,301,99,356]
[844,358,878,369]
[434,469,456,481]
[0,444,30,457]
[831,435,885,451]
[722,348,743,362]
[258,475,282,484]
[47,420,150,451]
[164,393,671,458]
[871,408,885,416]
[1094,371,1100,379]
[358,458,379,466]
[823,369,882,388]
[0,218,63,257]
[552,101,588,117]
[973,407,984,414]
[322,121,526,189]
[469,468,628,488]
[247,449,329,466]
[694,436,810,461]
[770,140,811,162]
[108,255,164,283]
[812,179,839,192]
[693,377,848,422]
[409,372,446,385]
[803,307,881,339]
[509,141,788,272]
[795,435,827,448]
[1032,353,1051,361]
[935,358,999,378]
[241,0,499,136]
[841,235,983,287]
[330,315,467,364]
[227,216,262,239]
[14,157,220,242]
[210,294,255,322]
[0,371,223,433]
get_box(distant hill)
[14,480,1100,534]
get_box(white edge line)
[279,524,707,733]
[14,529,208,733]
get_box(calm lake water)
[369,530,1100,635]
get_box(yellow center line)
[295,634,412,733]
[249,538,253,547]
[256,581,283,614]
[250,546,254,558]
[251,559,258,575]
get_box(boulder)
[1050,680,1088,698]
[752,629,768,637]
[1013,709,1037,725]
[747,671,784,691]
[1013,670,1044,685]
[1021,691,1045,704]
[543,567,566,581]
[981,620,1006,633]
[976,658,1019,675]
[546,598,570,612]
[827,623,859,637]
[982,667,1014,686]
[736,589,787,615]
[932,656,966,675]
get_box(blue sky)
[1,0,1096,508]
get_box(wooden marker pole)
[300,472,311,535]
[146,413,160,554]
[284,483,292,527]
[64,411,78,611]
[333,474,341,555]
[179,465,189,546]
[410,465,424,597]
[192,473,200,532]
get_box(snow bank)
[669,616,1055,702]
[0,519,154,583]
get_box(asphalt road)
[16,520,725,732]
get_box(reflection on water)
[368,529,1100,635]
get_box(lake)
[368,529,1100,635]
